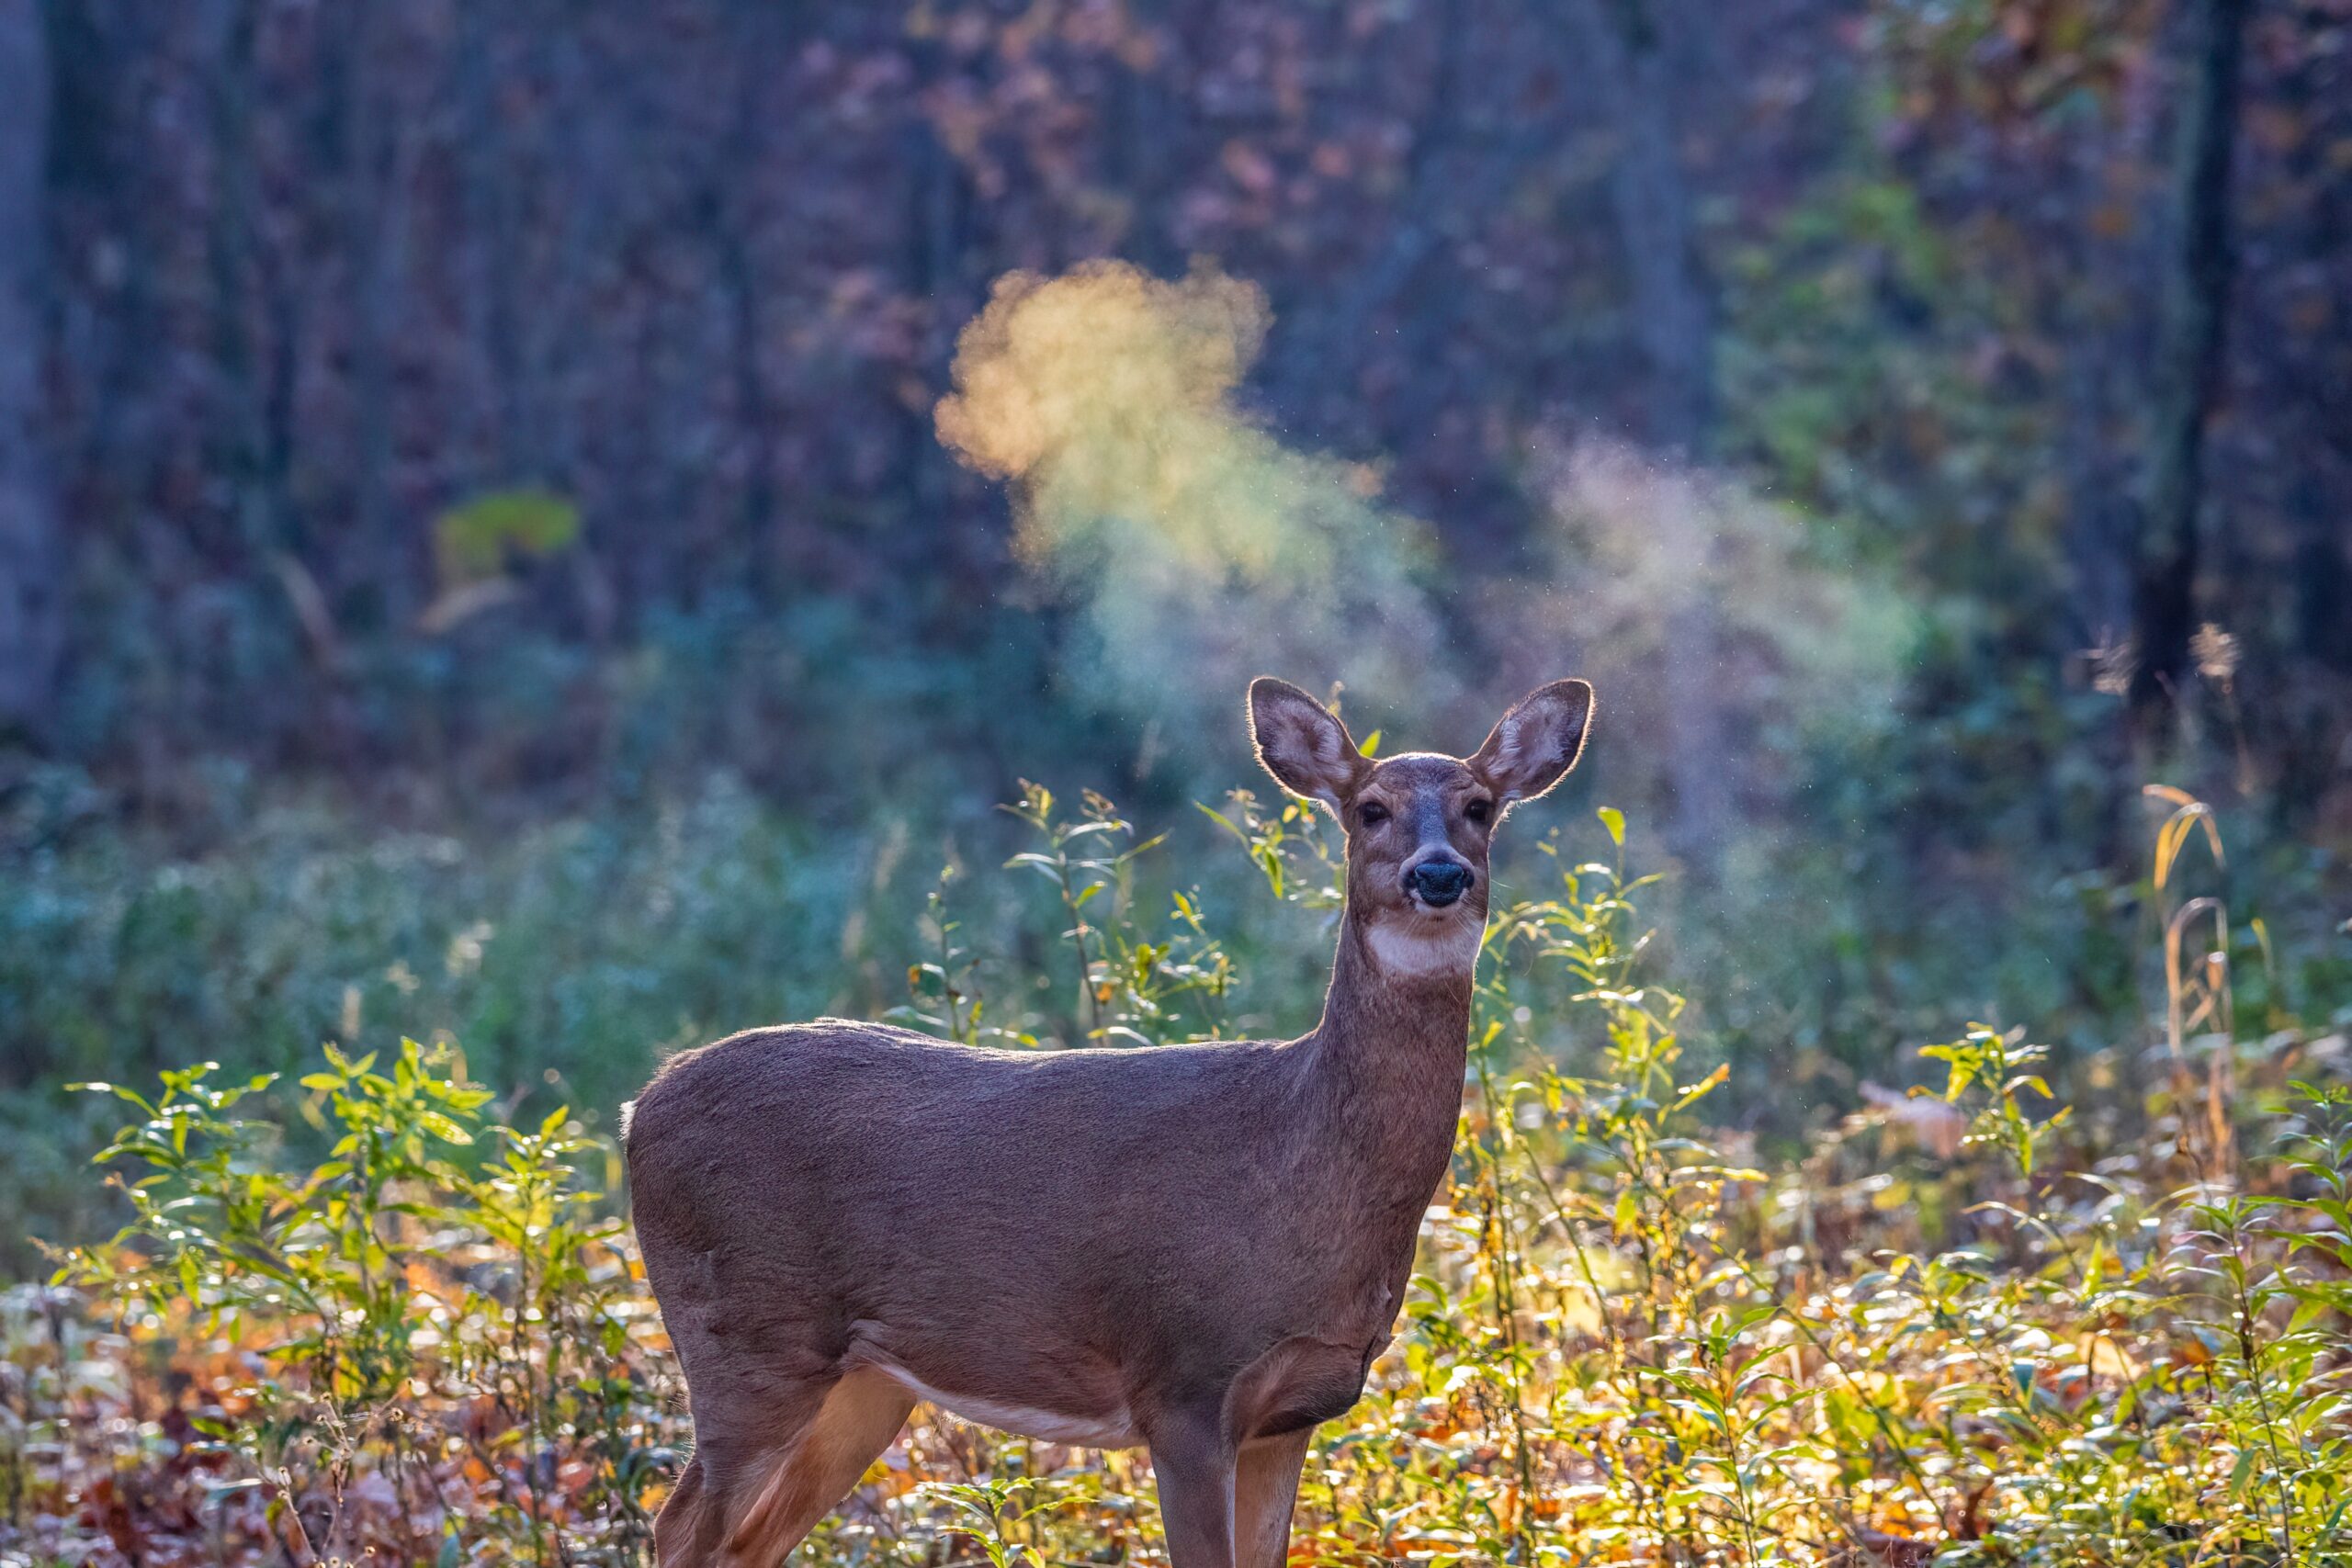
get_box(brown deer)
[625,677,1594,1568]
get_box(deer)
[624,676,1594,1568]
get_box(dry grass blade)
[2143,786,2225,893]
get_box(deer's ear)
[1469,680,1594,805]
[1249,678,1369,811]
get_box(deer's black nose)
[1405,859,1472,908]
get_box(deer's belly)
[857,1356,1143,1450]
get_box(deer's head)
[1249,678,1594,977]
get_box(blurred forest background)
[2,0,2348,1254]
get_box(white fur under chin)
[1365,916,1483,977]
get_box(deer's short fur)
[626,677,1594,1568]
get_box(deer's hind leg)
[660,1370,914,1568]
[653,1450,721,1568]
[721,1370,915,1568]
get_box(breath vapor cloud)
[935,261,1451,759]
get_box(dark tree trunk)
[340,0,411,629]
[0,0,61,740]
[2130,0,2251,737]
[1586,0,1715,458]
[717,210,775,590]
[1264,0,1476,432]
[2291,473,2352,674]
[899,35,972,562]
[712,0,789,597]
[457,5,528,490]
[202,0,284,561]
[1577,0,1726,868]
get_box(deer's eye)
[1464,798,1493,824]
[1358,802,1390,826]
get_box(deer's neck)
[1304,915,1476,1213]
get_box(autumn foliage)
[9,787,2351,1568]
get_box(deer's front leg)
[1234,1429,1312,1568]
[1148,1420,1238,1568]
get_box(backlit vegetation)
[7,784,2348,1567]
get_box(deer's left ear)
[1469,680,1594,805]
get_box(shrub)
[55,1038,662,1568]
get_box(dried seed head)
[2191,622,2240,686]
[2088,634,2137,697]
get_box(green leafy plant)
[59,1039,665,1568]
[1000,782,1234,1046]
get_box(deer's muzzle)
[1402,858,1473,908]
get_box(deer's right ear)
[1249,678,1370,813]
